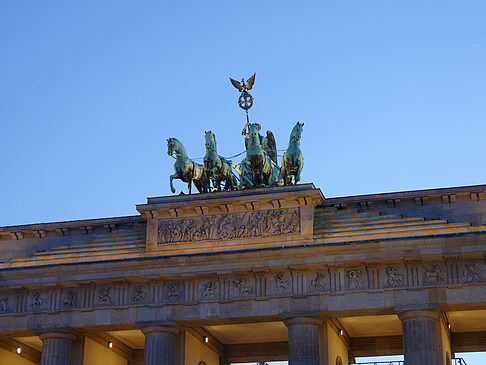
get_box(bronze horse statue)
[203,131,237,191]
[282,122,304,185]
[241,123,281,187]
[167,137,209,194]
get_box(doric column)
[39,332,77,365]
[398,310,440,365]
[142,325,179,365]
[285,316,322,365]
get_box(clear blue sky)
[1,2,486,363]
[2,1,486,226]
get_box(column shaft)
[285,317,322,365]
[39,332,76,365]
[399,310,440,365]
[142,326,179,365]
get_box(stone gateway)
[1,183,486,365]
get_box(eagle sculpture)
[229,73,256,93]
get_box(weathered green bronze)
[166,75,305,194]
[282,122,304,185]
[167,137,209,194]
[203,131,238,191]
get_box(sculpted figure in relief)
[274,273,289,292]
[233,278,254,297]
[424,264,444,282]
[347,269,362,289]
[463,263,481,282]
[133,286,145,303]
[201,281,217,299]
[167,283,180,300]
[0,297,9,312]
[63,290,77,307]
[158,209,299,244]
[31,292,43,310]
[385,266,403,287]
[310,272,327,290]
[97,287,112,304]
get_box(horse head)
[167,137,186,158]
[167,138,175,156]
[205,131,217,151]
[290,122,304,144]
[248,123,262,147]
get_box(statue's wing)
[229,78,243,92]
[246,73,256,90]
[263,130,278,164]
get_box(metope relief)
[62,289,78,308]
[0,297,10,313]
[384,266,403,287]
[200,280,218,300]
[309,272,328,291]
[463,263,481,283]
[346,269,363,289]
[158,209,300,244]
[424,264,444,284]
[233,277,254,298]
[96,287,113,305]
[274,272,291,294]
[165,281,182,302]
[132,286,146,304]
[29,291,47,311]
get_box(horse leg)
[170,174,178,193]
[194,180,203,193]
[187,180,192,194]
[295,161,303,184]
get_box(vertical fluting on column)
[142,325,179,365]
[39,332,76,365]
[285,317,322,365]
[399,310,440,365]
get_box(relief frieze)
[1,257,486,317]
[158,209,300,244]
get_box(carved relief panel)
[233,276,255,299]
[0,294,12,314]
[463,261,483,283]
[158,209,300,244]
[272,272,292,295]
[130,284,148,304]
[200,279,218,301]
[164,281,183,303]
[423,263,446,285]
[384,265,405,288]
[62,288,79,309]
[345,267,365,290]
[308,271,328,292]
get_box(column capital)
[398,309,440,321]
[284,316,323,327]
[39,331,77,342]
[142,325,179,336]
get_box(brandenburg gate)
[1,76,484,365]
[1,183,486,365]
